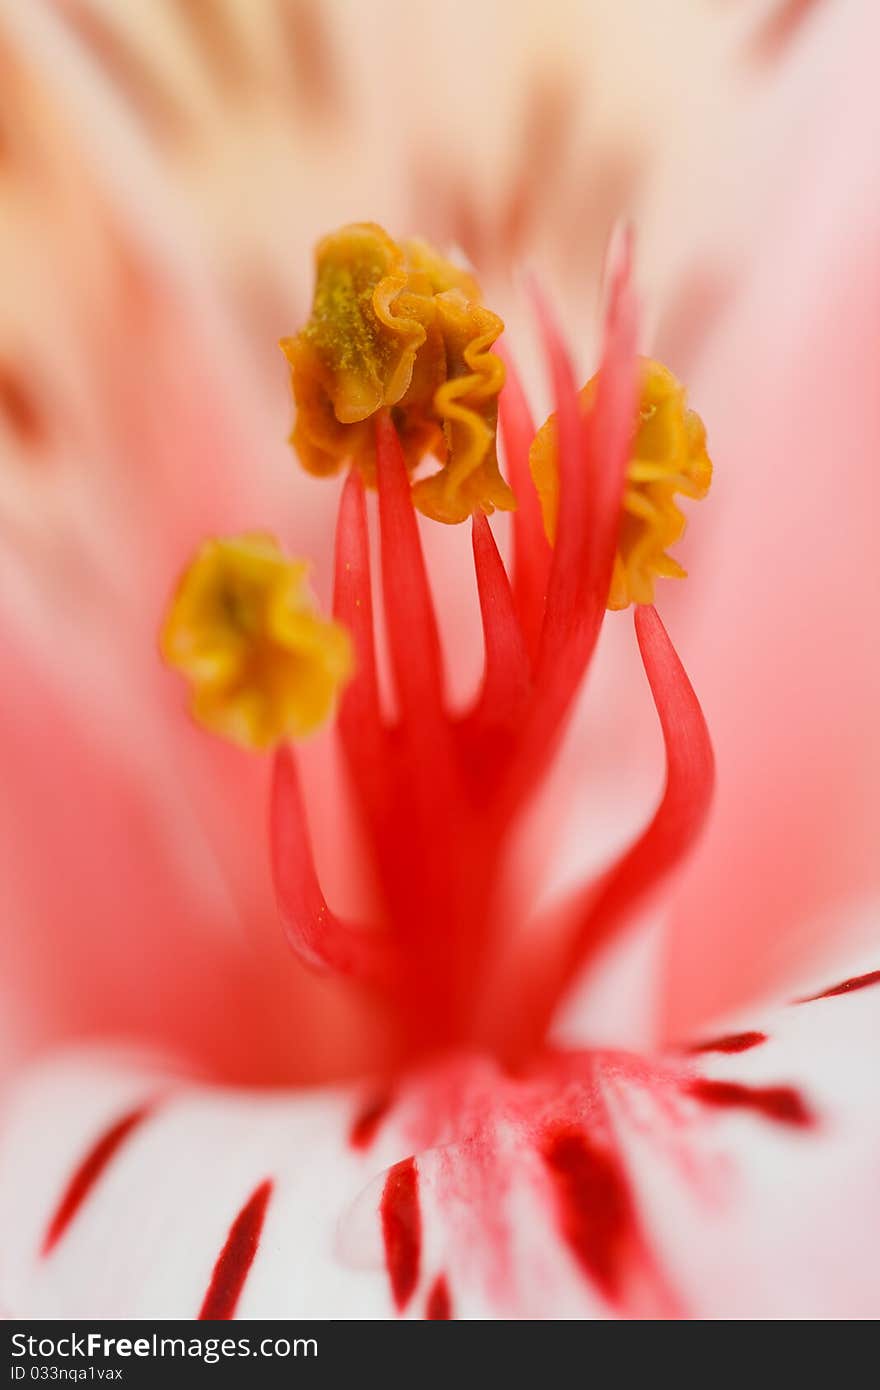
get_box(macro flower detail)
[161,533,352,749]
[529,357,712,608]
[281,221,515,524]
[161,233,714,1079]
[2,0,878,1330]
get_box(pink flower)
[0,0,878,1321]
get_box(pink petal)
[658,0,880,1032]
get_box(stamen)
[471,512,531,733]
[270,747,394,987]
[571,604,713,963]
[161,533,351,749]
[332,471,386,799]
[496,341,551,658]
[160,223,718,1067]
[282,223,424,455]
[529,278,594,659]
[282,222,515,524]
[410,292,511,525]
[374,413,447,733]
[374,412,469,1045]
[529,357,712,609]
[506,264,637,808]
[513,605,714,1057]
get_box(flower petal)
[0,1051,392,1319]
[3,966,878,1319]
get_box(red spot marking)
[42,1105,152,1255]
[425,1274,452,1320]
[199,1180,273,1320]
[381,1157,421,1311]
[65,0,185,137]
[171,0,253,95]
[689,1080,814,1129]
[0,367,46,447]
[797,970,880,1003]
[653,266,733,375]
[750,0,823,64]
[540,1128,634,1302]
[277,0,346,118]
[689,1030,768,1055]
[350,1093,392,1150]
[497,77,577,261]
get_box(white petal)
[610,964,880,1318]
[2,967,878,1319]
[0,1049,390,1319]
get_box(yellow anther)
[529,357,712,609]
[161,534,352,749]
[281,222,515,526]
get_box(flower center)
[159,223,715,1066]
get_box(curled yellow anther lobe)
[162,533,352,749]
[529,357,712,609]
[283,222,514,525]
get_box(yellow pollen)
[529,357,713,609]
[281,222,515,526]
[161,533,352,749]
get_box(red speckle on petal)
[750,0,824,65]
[381,1157,421,1312]
[688,1079,814,1129]
[42,1104,152,1255]
[688,1031,768,1055]
[425,1273,452,1320]
[0,364,47,449]
[199,1179,273,1320]
[540,1128,634,1302]
[350,1093,392,1150]
[796,970,880,1003]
